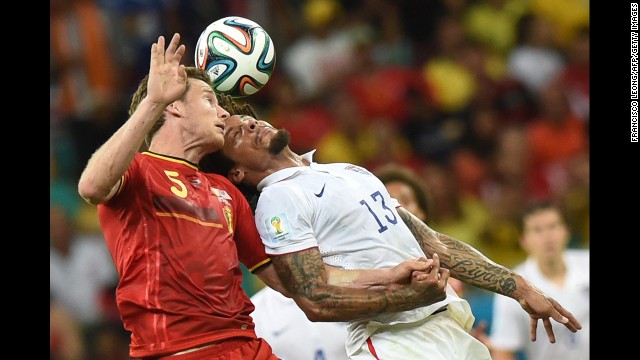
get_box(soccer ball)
[194,16,276,98]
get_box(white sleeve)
[489,293,528,351]
[254,185,318,255]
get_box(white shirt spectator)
[251,286,349,360]
[50,234,118,324]
[490,249,589,360]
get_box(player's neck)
[536,256,567,286]
[280,148,308,168]
[149,130,212,165]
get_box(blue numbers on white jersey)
[359,190,398,233]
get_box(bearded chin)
[268,129,291,155]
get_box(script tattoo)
[398,207,518,296]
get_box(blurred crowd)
[50,0,589,359]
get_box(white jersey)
[251,286,349,360]
[490,249,590,360]
[254,151,475,357]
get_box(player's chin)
[206,134,225,153]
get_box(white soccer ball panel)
[194,16,276,97]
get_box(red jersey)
[98,152,270,358]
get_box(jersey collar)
[256,150,316,191]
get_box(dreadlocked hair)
[200,94,261,212]
[217,94,258,118]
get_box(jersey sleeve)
[103,153,141,207]
[226,182,271,272]
[254,185,318,255]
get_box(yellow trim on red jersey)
[248,258,272,273]
[142,151,199,170]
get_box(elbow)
[300,305,332,322]
[305,313,325,322]
[293,297,342,322]
[77,177,109,205]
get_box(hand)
[409,253,449,306]
[381,257,434,290]
[146,33,188,106]
[517,286,583,343]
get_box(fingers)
[428,254,449,286]
[166,33,186,64]
[550,300,582,332]
[166,33,180,54]
[405,258,433,272]
[542,317,556,343]
[431,253,448,281]
[411,253,450,289]
[529,317,538,342]
[150,34,185,67]
[439,267,450,285]
[431,253,440,272]
[150,35,165,67]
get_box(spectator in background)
[282,0,357,100]
[264,74,336,155]
[558,26,589,123]
[50,205,118,326]
[315,89,419,170]
[250,286,349,360]
[51,294,87,360]
[51,0,133,184]
[525,80,588,200]
[558,152,589,248]
[420,163,490,251]
[528,0,589,48]
[375,163,431,224]
[506,14,565,98]
[50,0,120,121]
[462,0,529,61]
[489,201,589,360]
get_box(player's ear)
[228,167,245,184]
[165,101,182,117]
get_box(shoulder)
[260,179,305,200]
[205,171,235,187]
[205,173,243,196]
[565,249,589,265]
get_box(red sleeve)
[225,181,271,272]
[104,153,141,207]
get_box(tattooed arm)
[324,258,436,291]
[397,207,582,342]
[397,207,517,296]
[255,257,434,297]
[269,247,449,322]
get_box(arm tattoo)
[269,247,439,321]
[398,208,518,297]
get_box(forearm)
[78,98,166,204]
[325,265,396,290]
[254,263,293,298]
[293,282,423,322]
[271,251,432,322]
[398,208,531,300]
